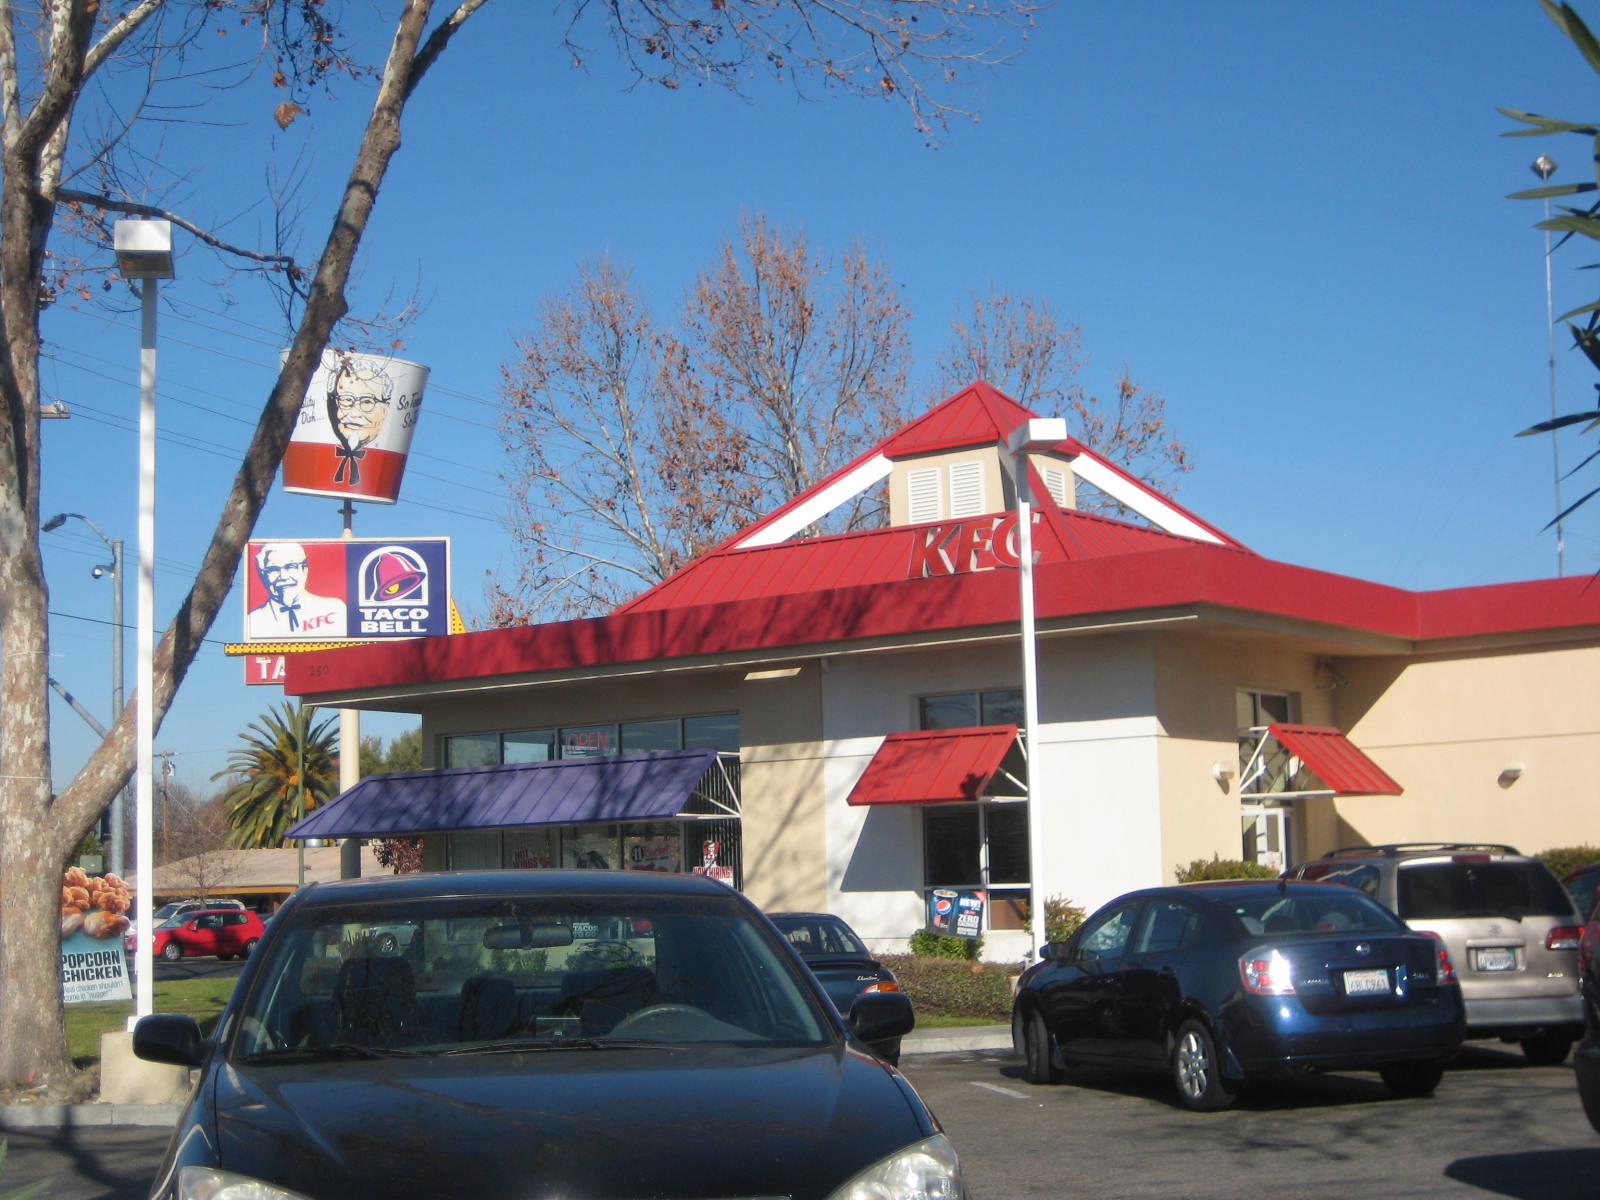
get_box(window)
[1078,903,1141,961]
[918,688,1028,930]
[503,730,556,763]
[1132,900,1200,955]
[1237,688,1299,796]
[445,713,741,768]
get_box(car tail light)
[862,980,900,993]
[1547,925,1583,952]
[1423,930,1457,984]
[1240,949,1296,995]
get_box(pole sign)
[282,350,429,504]
[243,536,451,644]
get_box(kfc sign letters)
[907,513,1042,579]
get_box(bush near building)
[1536,845,1600,879]
[883,954,1017,1021]
[1175,854,1277,882]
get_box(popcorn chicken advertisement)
[60,864,132,1003]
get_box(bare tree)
[1,0,1043,1092]
[932,287,1192,508]
[496,216,912,619]
[159,783,247,903]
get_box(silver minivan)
[1289,843,1584,1064]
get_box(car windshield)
[230,890,833,1061]
[152,904,186,922]
[1226,888,1406,936]
[1397,861,1575,921]
[771,915,868,956]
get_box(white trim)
[949,460,984,519]
[1069,454,1225,544]
[735,455,894,548]
[908,466,941,524]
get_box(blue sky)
[38,1,1600,797]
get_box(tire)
[1379,1060,1445,1097]
[1520,1032,1575,1066]
[1022,1008,1063,1085]
[161,940,183,962]
[372,932,398,955]
[217,953,234,962]
[1171,1019,1237,1112]
[241,938,259,959]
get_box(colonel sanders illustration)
[325,357,394,486]
[246,541,347,639]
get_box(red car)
[148,907,266,962]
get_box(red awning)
[1268,723,1403,796]
[847,725,1019,806]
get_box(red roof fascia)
[847,725,1019,806]
[1267,723,1403,796]
[283,546,1595,701]
[1415,575,1600,639]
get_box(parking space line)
[970,1082,1029,1099]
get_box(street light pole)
[1532,153,1566,577]
[40,513,126,875]
[1005,417,1067,961]
[115,219,174,1024]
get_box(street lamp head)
[42,512,70,532]
[1532,154,1558,181]
[113,219,175,280]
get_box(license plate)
[1343,968,1391,995]
[1475,947,1517,972]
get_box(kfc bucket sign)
[282,350,428,504]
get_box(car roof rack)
[1318,842,1522,859]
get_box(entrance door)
[1241,805,1291,873]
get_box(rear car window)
[1295,862,1382,898]
[1397,861,1574,921]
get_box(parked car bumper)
[1224,996,1465,1075]
[1462,993,1582,1037]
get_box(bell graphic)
[367,550,426,602]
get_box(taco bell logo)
[356,545,433,635]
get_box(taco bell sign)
[282,350,429,504]
[243,537,450,644]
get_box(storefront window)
[444,734,498,768]
[446,830,501,869]
[504,730,556,763]
[624,821,683,872]
[685,712,740,751]
[504,828,557,869]
[620,719,681,752]
[561,724,618,758]
[924,807,981,885]
[565,824,620,870]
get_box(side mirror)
[1039,941,1070,964]
[133,1014,206,1069]
[848,991,915,1044]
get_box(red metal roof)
[1268,723,1403,796]
[847,726,1019,806]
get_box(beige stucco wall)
[1328,643,1600,856]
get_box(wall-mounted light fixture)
[1498,762,1526,789]
[743,666,802,681]
[1212,762,1235,792]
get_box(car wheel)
[372,932,399,955]
[217,953,234,961]
[1379,1060,1445,1097]
[160,940,183,962]
[1022,1008,1063,1085]
[1171,1019,1236,1112]
[1520,1032,1575,1066]
[241,938,259,959]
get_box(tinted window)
[1297,861,1382,898]
[770,916,867,957]
[1078,903,1141,960]
[1132,900,1202,954]
[1397,861,1575,921]
[1228,889,1405,935]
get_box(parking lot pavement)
[899,1042,1600,1199]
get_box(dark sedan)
[133,869,956,1200]
[1574,906,1600,1133]
[769,911,909,1066]
[1011,880,1465,1111]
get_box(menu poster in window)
[928,888,959,934]
[566,829,616,870]
[625,834,681,873]
[692,839,734,885]
[953,890,986,938]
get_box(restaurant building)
[285,383,1600,961]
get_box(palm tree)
[215,703,339,848]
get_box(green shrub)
[908,928,983,960]
[881,954,1017,1021]
[1536,845,1600,879]
[1044,896,1085,944]
[1175,854,1277,882]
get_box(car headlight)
[178,1167,314,1200]
[826,1134,964,1200]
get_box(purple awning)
[284,748,721,840]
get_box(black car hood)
[198,1044,932,1200]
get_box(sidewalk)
[0,1024,1014,1130]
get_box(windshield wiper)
[434,1037,676,1056]
[240,1042,428,1063]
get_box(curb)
[902,1025,1013,1055]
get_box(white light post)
[1005,417,1067,961]
[1532,153,1566,577]
[114,219,174,1024]
[41,512,126,875]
